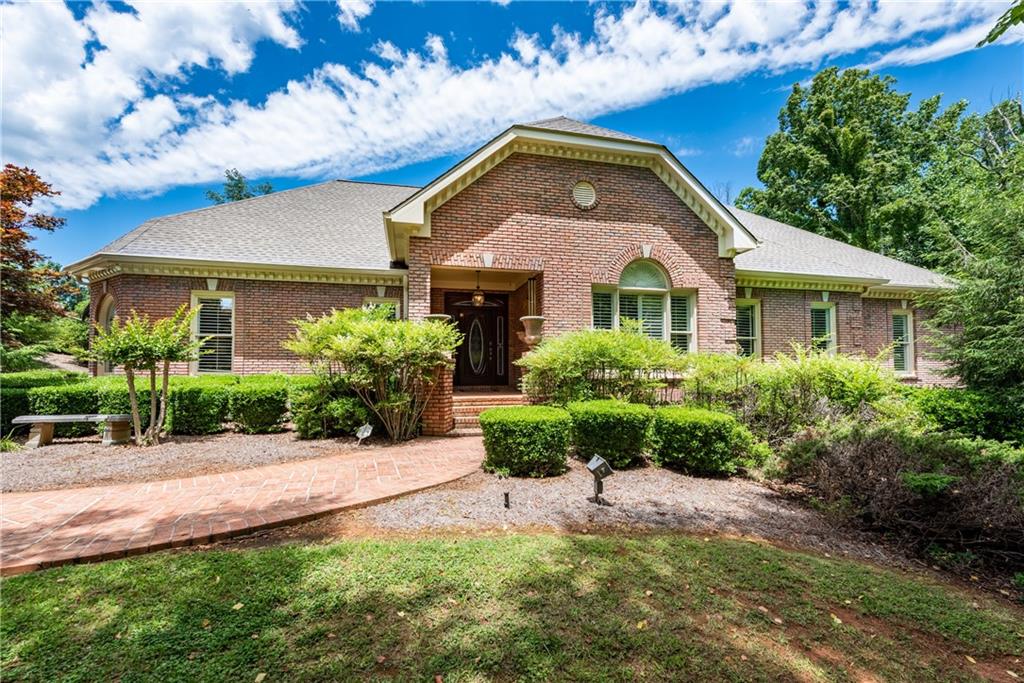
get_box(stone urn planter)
[518,316,545,347]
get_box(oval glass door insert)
[468,317,485,375]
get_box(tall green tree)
[735,68,972,265]
[922,98,1024,390]
[205,168,273,204]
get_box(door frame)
[443,291,510,387]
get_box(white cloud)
[336,0,374,31]
[1,0,1013,210]
[731,136,757,157]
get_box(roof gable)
[384,119,758,262]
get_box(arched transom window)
[591,260,695,351]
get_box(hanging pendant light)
[472,270,485,307]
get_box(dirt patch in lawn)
[223,455,908,569]
[0,431,387,492]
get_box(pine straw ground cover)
[2,534,1022,682]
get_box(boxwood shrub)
[650,406,755,476]
[95,377,153,432]
[229,377,289,434]
[165,376,236,435]
[479,405,572,477]
[567,399,652,468]
[1,370,86,434]
[27,383,102,437]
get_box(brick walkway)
[0,436,483,576]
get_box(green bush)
[96,377,153,432]
[650,406,755,476]
[480,406,572,477]
[0,344,49,372]
[165,376,236,435]
[1,387,30,436]
[27,383,101,437]
[1,369,87,388]
[229,378,288,434]
[2,370,86,434]
[325,396,373,437]
[909,387,1024,443]
[567,400,652,468]
[517,324,682,405]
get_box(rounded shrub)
[165,376,236,435]
[96,377,152,432]
[566,399,652,468]
[479,405,572,477]
[650,406,754,476]
[27,382,101,437]
[228,378,289,434]
[325,396,373,436]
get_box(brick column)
[421,364,454,435]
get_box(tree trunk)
[151,360,171,445]
[125,365,144,446]
[146,369,158,445]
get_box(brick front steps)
[0,437,483,576]
[452,391,526,435]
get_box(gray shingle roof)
[731,208,950,289]
[519,116,654,144]
[92,180,418,271]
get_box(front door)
[445,292,508,387]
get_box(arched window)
[591,260,695,351]
[95,295,117,375]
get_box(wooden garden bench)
[11,414,132,448]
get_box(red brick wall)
[420,364,454,435]
[736,286,954,385]
[88,275,402,375]
[408,152,736,352]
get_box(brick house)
[68,117,953,430]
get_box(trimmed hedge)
[2,370,87,434]
[165,376,236,435]
[27,383,101,437]
[651,406,755,475]
[229,377,289,434]
[567,400,652,468]
[479,406,572,477]
[95,378,153,432]
[1,388,30,436]
[1,369,87,388]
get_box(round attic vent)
[572,180,597,210]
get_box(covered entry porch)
[428,266,543,389]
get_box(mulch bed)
[1,431,383,492]
[238,454,908,569]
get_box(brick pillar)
[421,364,454,435]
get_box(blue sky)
[2,1,1021,267]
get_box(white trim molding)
[67,254,406,288]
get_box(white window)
[810,302,836,353]
[589,260,696,352]
[892,310,915,374]
[735,299,761,357]
[363,297,401,319]
[192,292,234,374]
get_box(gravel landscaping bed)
[264,451,907,568]
[1,431,381,492]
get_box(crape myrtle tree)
[91,307,201,445]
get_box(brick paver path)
[1,436,483,576]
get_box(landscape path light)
[586,455,614,506]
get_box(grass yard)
[2,534,1022,682]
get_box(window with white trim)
[194,293,234,373]
[810,302,836,353]
[363,297,400,319]
[735,299,761,357]
[589,260,695,351]
[892,310,914,374]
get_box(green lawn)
[2,534,1021,682]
